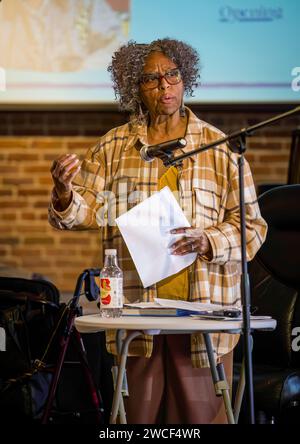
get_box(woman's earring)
[137,101,146,123]
[179,100,186,117]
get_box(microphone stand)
[160,105,300,424]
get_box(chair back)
[250,184,300,367]
[257,184,300,289]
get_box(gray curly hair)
[108,38,200,122]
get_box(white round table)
[75,314,276,424]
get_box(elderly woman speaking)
[49,38,267,424]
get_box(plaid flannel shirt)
[49,108,267,367]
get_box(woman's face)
[139,51,184,120]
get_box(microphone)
[140,138,187,162]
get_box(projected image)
[0,0,299,104]
[0,0,129,103]
[0,0,129,72]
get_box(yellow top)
[156,166,189,301]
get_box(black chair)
[0,274,113,423]
[234,184,300,423]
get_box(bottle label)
[100,277,123,309]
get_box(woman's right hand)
[50,153,81,210]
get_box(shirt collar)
[179,107,204,162]
[123,119,148,152]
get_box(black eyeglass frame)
[139,68,182,90]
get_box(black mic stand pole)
[160,105,300,424]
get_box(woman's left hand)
[170,227,212,259]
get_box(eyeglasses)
[140,68,182,90]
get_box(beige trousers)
[124,334,233,424]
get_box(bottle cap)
[105,249,117,255]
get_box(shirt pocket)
[109,172,138,194]
[194,188,220,229]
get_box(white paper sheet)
[115,186,197,288]
[125,298,239,312]
[154,298,236,312]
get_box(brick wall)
[0,104,299,293]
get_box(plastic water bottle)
[100,249,123,318]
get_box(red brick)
[0,190,13,196]
[8,154,39,161]
[31,140,64,150]
[47,248,79,256]
[33,201,50,208]
[18,189,48,197]
[259,154,290,163]
[0,201,28,208]
[0,260,20,268]
[0,227,13,235]
[0,166,20,174]
[17,226,48,233]
[23,166,51,173]
[24,237,54,245]
[55,261,88,267]
[252,166,273,175]
[274,167,288,175]
[14,248,42,256]
[3,178,34,185]
[22,258,52,267]
[248,142,283,150]
[245,153,257,163]
[21,213,36,220]
[42,154,64,161]
[63,272,84,280]
[0,213,17,221]
[0,237,20,245]
[59,238,91,245]
[0,139,29,149]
